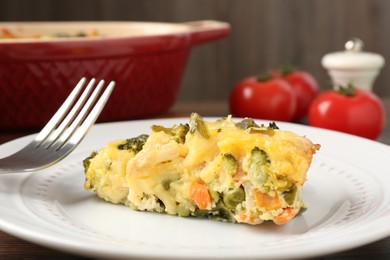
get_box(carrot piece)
[273,207,299,225]
[252,190,282,211]
[233,167,245,181]
[190,182,211,209]
[236,213,252,224]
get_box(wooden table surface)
[1,99,390,260]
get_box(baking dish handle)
[184,20,231,46]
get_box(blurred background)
[1,0,389,102]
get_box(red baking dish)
[0,20,230,129]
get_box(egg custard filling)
[83,113,320,225]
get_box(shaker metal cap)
[322,38,385,70]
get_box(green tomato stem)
[257,71,271,82]
[335,84,356,96]
[257,70,281,82]
[279,64,296,75]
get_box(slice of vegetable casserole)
[83,113,320,225]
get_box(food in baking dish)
[83,113,320,225]
[0,27,99,39]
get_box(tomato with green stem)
[229,73,296,122]
[280,65,319,122]
[308,85,385,140]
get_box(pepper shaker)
[321,38,385,91]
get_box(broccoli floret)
[235,118,279,135]
[193,201,236,223]
[222,153,238,175]
[117,134,149,154]
[208,201,237,223]
[283,185,298,205]
[151,123,189,144]
[248,122,279,135]
[235,118,260,130]
[267,122,279,130]
[83,151,98,173]
[189,113,210,139]
[251,147,270,165]
[248,147,270,185]
[223,187,245,210]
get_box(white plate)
[0,118,389,260]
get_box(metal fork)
[0,78,115,173]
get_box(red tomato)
[282,69,319,121]
[229,76,296,121]
[308,87,385,140]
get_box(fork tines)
[35,78,115,151]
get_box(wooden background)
[1,0,390,102]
